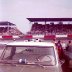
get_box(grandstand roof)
[27,18,72,22]
[0,21,15,26]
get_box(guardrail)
[0,34,72,40]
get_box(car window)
[0,45,6,59]
[0,46,56,66]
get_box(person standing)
[64,40,72,65]
[66,40,72,51]
[56,40,63,60]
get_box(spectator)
[66,40,72,52]
[56,40,63,60]
[64,41,72,65]
[61,42,67,50]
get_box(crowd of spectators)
[28,22,72,35]
[0,27,23,35]
[0,21,24,36]
[9,27,23,35]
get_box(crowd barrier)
[0,34,72,40]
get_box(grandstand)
[0,21,23,36]
[27,18,72,35]
[1,18,72,40]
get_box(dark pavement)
[62,63,72,72]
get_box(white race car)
[0,41,63,72]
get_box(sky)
[0,0,72,34]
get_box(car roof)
[6,41,55,47]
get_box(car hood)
[0,64,62,72]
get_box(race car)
[0,40,63,72]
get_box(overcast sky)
[0,0,72,33]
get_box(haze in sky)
[0,0,72,34]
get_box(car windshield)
[0,46,56,66]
